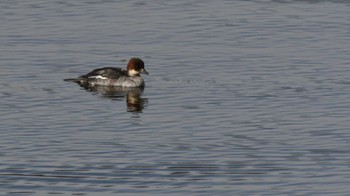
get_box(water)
[1,0,350,195]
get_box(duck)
[64,58,148,87]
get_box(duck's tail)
[63,78,81,83]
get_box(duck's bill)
[142,69,149,75]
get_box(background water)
[1,0,350,195]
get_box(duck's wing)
[81,67,128,79]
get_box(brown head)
[127,58,149,76]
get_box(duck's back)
[81,67,127,79]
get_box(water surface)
[2,0,350,195]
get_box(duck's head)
[127,58,149,76]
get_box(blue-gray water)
[2,0,350,195]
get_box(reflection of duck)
[64,58,148,87]
[81,85,147,112]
